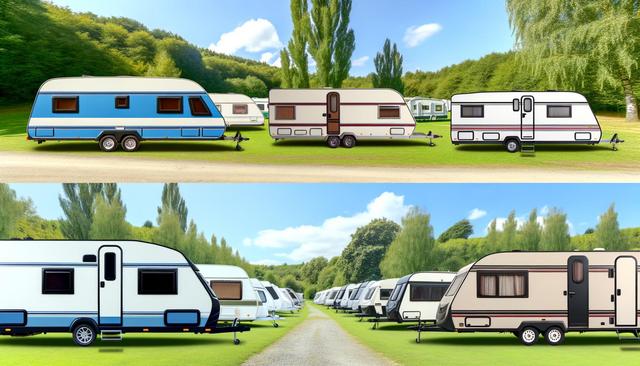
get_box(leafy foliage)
[595,204,623,250]
[372,39,404,93]
[438,219,473,243]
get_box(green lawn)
[0,306,308,366]
[1,105,639,170]
[315,303,640,366]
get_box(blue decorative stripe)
[0,311,26,325]
[99,317,121,324]
[27,127,225,140]
[166,311,199,325]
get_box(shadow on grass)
[455,144,612,153]
[0,336,229,348]
[424,334,623,347]
[33,141,239,153]
[228,126,265,132]
[271,139,432,148]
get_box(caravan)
[209,93,265,126]
[386,272,455,323]
[198,265,258,322]
[349,281,374,311]
[359,278,399,316]
[324,287,341,306]
[405,97,449,121]
[0,240,248,346]
[251,97,269,118]
[250,278,279,327]
[437,251,640,345]
[27,77,247,152]
[450,91,603,152]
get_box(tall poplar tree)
[539,209,571,251]
[282,0,311,88]
[372,39,404,93]
[157,183,188,232]
[519,209,541,251]
[595,204,624,250]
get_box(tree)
[281,0,310,88]
[372,39,404,93]
[225,75,268,97]
[539,208,571,251]
[300,257,328,284]
[438,219,473,243]
[485,219,499,250]
[146,49,181,77]
[89,195,130,240]
[519,209,541,251]
[59,184,104,239]
[506,0,640,121]
[499,211,518,250]
[0,184,24,238]
[126,30,157,65]
[307,0,355,87]
[157,183,188,232]
[595,204,624,250]
[279,49,293,88]
[153,210,184,252]
[380,208,436,277]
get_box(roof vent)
[593,248,606,251]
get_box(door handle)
[322,113,327,117]
[522,113,526,118]
[568,291,576,296]
[100,281,105,288]
[617,289,622,296]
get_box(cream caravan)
[386,272,455,322]
[209,93,265,127]
[269,88,423,148]
[359,278,399,316]
[437,251,640,346]
[198,265,258,322]
[450,91,603,152]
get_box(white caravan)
[209,93,265,127]
[451,91,603,152]
[359,278,399,316]
[251,97,269,118]
[351,281,376,311]
[386,272,455,323]
[250,278,279,327]
[269,88,430,148]
[198,264,258,322]
[324,287,341,306]
[264,283,297,312]
[261,281,285,311]
[0,240,251,346]
[405,97,449,121]
[313,290,326,304]
[332,285,348,308]
[437,251,640,346]
[339,284,358,309]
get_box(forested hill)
[0,0,280,104]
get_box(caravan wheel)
[121,135,140,152]
[99,135,118,152]
[544,327,565,346]
[326,136,341,148]
[341,135,356,148]
[519,326,539,346]
[504,139,520,153]
[72,324,96,346]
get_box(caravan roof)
[39,76,206,93]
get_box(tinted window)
[157,97,183,114]
[266,286,279,300]
[189,97,212,116]
[478,272,527,298]
[460,105,484,118]
[379,106,400,118]
[364,287,376,300]
[512,99,520,111]
[523,98,533,112]
[42,269,74,294]
[115,96,129,109]
[257,290,267,303]
[52,97,79,113]
[572,261,584,283]
[422,105,430,111]
[210,281,242,300]
[445,274,465,296]
[379,288,392,300]
[409,282,450,302]
[138,269,177,295]
[547,105,572,118]
[104,252,116,281]
[390,284,404,301]
[257,103,265,111]
[275,106,295,120]
[329,94,338,112]
[435,105,443,112]
[233,104,249,115]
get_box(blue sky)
[10,184,640,265]
[48,0,514,76]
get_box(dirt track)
[242,306,395,366]
[0,152,639,182]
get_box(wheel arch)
[69,317,99,332]
[517,321,565,333]
[97,130,142,142]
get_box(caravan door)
[567,256,589,328]
[326,92,341,135]
[99,246,123,325]
[520,96,534,140]
[615,256,637,326]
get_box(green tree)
[157,183,188,232]
[225,75,268,97]
[153,210,184,252]
[300,256,328,284]
[281,0,310,88]
[146,49,181,77]
[380,208,436,277]
[506,0,640,121]
[307,0,355,87]
[279,49,293,88]
[126,30,157,65]
[0,184,24,238]
[519,209,541,251]
[595,204,624,250]
[59,184,104,239]
[89,195,131,240]
[438,219,473,243]
[499,211,518,250]
[485,219,499,250]
[372,39,404,93]
[539,209,571,251]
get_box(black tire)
[504,138,520,153]
[121,135,140,152]
[273,323,279,328]
[519,326,539,346]
[72,324,96,347]
[544,326,565,346]
[341,135,356,148]
[233,338,241,345]
[99,135,118,152]
[326,136,340,148]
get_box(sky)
[10,184,640,266]
[47,0,514,76]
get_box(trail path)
[0,152,638,182]
[242,306,396,366]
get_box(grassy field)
[1,105,639,170]
[315,303,640,366]
[0,307,308,366]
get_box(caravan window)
[189,96,212,116]
[572,261,584,283]
[477,272,528,298]
[445,274,465,296]
[104,252,116,281]
[138,269,178,295]
[364,287,376,300]
[460,105,484,118]
[115,96,129,109]
[435,105,443,112]
[547,105,572,118]
[379,106,401,118]
[42,269,74,294]
[390,284,404,301]
[52,97,79,113]
[523,98,533,112]
[409,282,450,302]
[257,103,265,111]
[422,105,430,111]
[157,97,183,114]
[233,104,249,115]
[512,99,520,111]
[379,288,393,300]
[275,106,296,120]
[266,286,280,300]
[257,290,267,303]
[210,280,242,300]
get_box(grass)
[1,105,639,170]
[0,306,308,366]
[315,303,640,366]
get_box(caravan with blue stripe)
[27,77,248,152]
[0,240,249,346]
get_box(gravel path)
[1,151,639,182]
[242,306,396,366]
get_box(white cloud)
[270,57,282,67]
[260,52,275,63]
[352,56,369,67]
[242,192,412,262]
[209,18,283,55]
[403,23,442,48]
[467,208,487,221]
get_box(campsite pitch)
[0,307,308,366]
